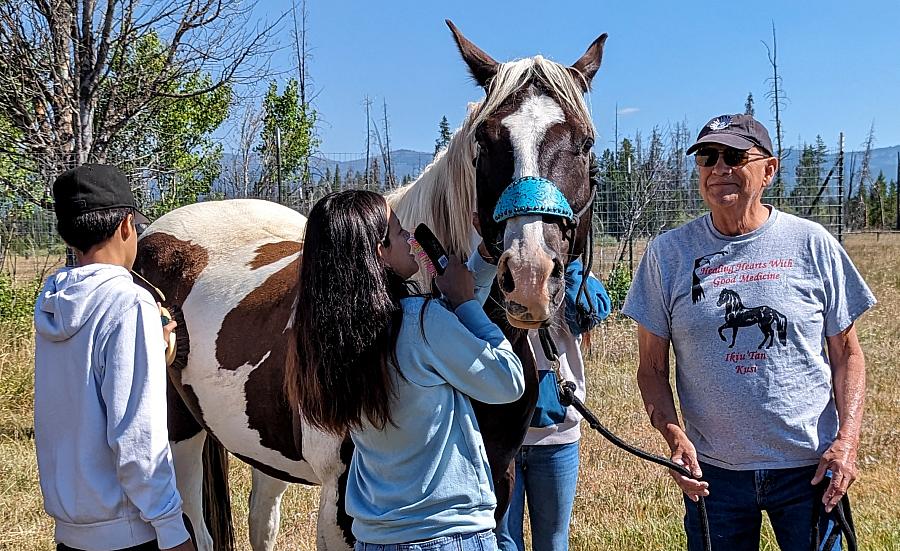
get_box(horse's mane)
[387,103,478,260]
[387,55,593,266]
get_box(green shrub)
[605,261,632,311]
[0,273,41,332]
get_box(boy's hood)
[34,264,133,342]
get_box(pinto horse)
[134,20,606,551]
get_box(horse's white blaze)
[503,215,550,289]
[499,94,563,294]
[501,94,564,179]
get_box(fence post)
[895,151,899,231]
[837,132,844,244]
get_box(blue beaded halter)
[492,176,575,224]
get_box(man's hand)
[811,435,859,513]
[162,538,195,551]
[435,255,475,309]
[666,428,709,501]
[159,303,177,347]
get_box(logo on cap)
[708,115,732,131]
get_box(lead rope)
[536,327,713,551]
[542,154,712,548]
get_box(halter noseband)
[489,167,600,317]
[492,175,596,228]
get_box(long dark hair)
[286,190,412,435]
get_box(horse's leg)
[717,323,728,341]
[729,327,738,348]
[248,468,290,551]
[314,437,355,551]
[758,323,770,349]
[171,431,215,551]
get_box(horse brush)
[408,236,439,277]
[413,224,449,275]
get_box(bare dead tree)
[0,0,282,194]
[291,0,318,192]
[763,22,787,205]
[369,108,389,190]
[364,96,372,188]
[856,123,876,227]
[381,99,395,188]
[223,104,264,198]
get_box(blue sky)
[230,0,900,155]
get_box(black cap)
[686,114,774,157]
[53,164,150,225]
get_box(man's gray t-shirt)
[623,208,875,470]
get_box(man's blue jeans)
[496,442,580,551]
[685,462,843,551]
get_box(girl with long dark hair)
[286,190,524,551]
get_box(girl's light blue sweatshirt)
[346,252,525,544]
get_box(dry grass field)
[1,233,898,550]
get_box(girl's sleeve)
[422,298,525,405]
[467,249,497,306]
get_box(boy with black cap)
[33,164,194,551]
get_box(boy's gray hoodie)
[34,264,189,550]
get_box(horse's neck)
[726,294,743,312]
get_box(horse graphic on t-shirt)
[716,288,787,349]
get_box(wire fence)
[0,142,872,289]
[589,171,844,281]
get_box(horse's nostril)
[551,258,564,279]
[500,270,516,293]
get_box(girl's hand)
[435,255,475,308]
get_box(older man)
[623,114,875,550]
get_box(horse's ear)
[569,33,608,92]
[446,19,498,87]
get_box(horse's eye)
[581,138,595,155]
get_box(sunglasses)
[695,147,768,168]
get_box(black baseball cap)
[686,114,774,157]
[53,164,150,226]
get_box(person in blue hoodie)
[34,164,193,551]
[284,190,525,551]
[496,260,611,551]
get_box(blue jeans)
[355,530,497,551]
[496,442,580,551]
[685,462,843,551]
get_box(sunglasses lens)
[695,147,751,167]
[723,148,748,167]
[695,149,718,167]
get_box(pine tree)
[434,116,452,157]
[744,93,755,116]
[333,163,341,191]
[370,157,381,188]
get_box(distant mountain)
[311,149,435,183]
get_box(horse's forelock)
[471,56,594,138]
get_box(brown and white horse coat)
[136,200,351,550]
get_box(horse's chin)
[505,315,550,330]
